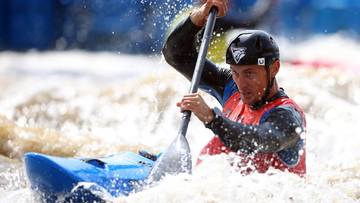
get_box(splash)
[0,35,359,202]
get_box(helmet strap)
[250,65,275,110]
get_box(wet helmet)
[226,30,280,109]
[226,30,279,67]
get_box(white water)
[0,35,360,203]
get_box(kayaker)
[163,0,307,177]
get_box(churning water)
[0,35,360,203]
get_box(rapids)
[0,35,359,202]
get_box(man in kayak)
[163,0,306,177]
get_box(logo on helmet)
[230,46,246,64]
[258,57,265,66]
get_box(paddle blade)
[147,133,192,183]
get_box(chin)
[241,98,253,105]
[242,96,262,106]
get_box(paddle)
[147,7,218,182]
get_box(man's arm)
[206,106,305,154]
[162,16,232,101]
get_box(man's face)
[230,65,268,105]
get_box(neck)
[267,79,280,99]
[250,79,280,110]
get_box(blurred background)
[0,0,359,54]
[0,1,360,202]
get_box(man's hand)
[190,0,229,27]
[176,93,214,124]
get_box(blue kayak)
[24,151,156,202]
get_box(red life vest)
[197,92,306,177]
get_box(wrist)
[203,108,215,125]
[190,10,206,27]
[204,107,222,129]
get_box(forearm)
[162,17,200,72]
[162,16,232,101]
[205,108,302,154]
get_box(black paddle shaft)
[179,7,218,138]
[146,7,218,182]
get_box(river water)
[0,35,360,203]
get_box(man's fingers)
[223,0,229,15]
[181,98,204,106]
[180,99,197,107]
[178,101,195,112]
[218,0,229,17]
[183,93,199,97]
[180,99,202,109]
[177,93,207,113]
[204,0,228,17]
[182,93,202,101]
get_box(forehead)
[230,64,264,72]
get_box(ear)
[269,59,280,78]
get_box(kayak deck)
[24,151,155,202]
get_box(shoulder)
[261,105,305,131]
[222,78,238,105]
[260,90,306,125]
